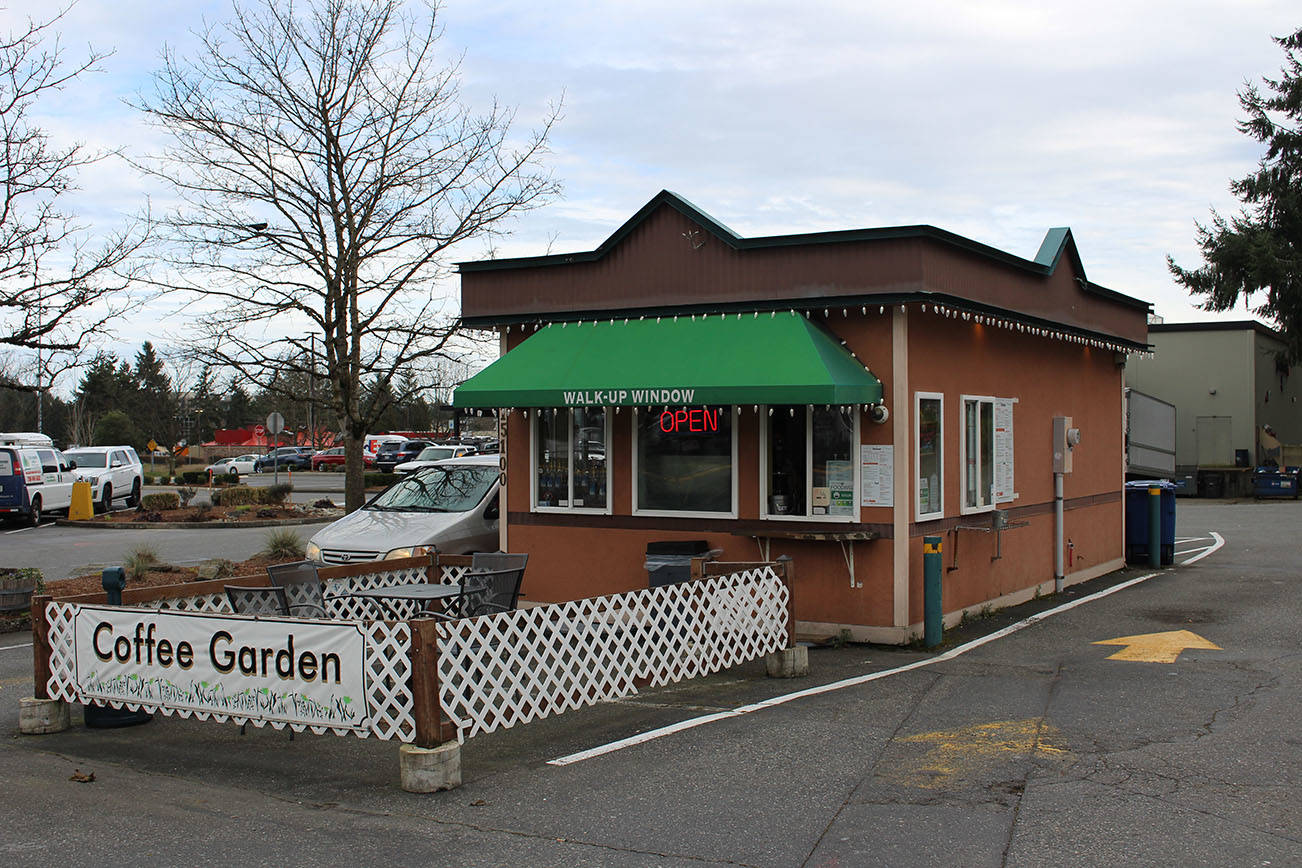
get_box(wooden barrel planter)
[0,568,41,613]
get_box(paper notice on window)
[827,460,854,516]
[812,487,831,508]
[994,398,1015,502]
[860,444,893,507]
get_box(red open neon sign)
[658,408,721,433]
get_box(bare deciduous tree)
[0,6,147,396]
[136,0,558,511]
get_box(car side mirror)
[484,495,499,521]
[65,461,76,471]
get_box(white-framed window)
[760,405,858,521]
[960,395,997,514]
[632,405,736,517]
[532,407,610,513]
[915,392,944,520]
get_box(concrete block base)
[400,741,461,793]
[20,697,70,734]
[765,646,809,678]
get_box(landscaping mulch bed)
[92,502,341,526]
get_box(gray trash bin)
[646,540,711,588]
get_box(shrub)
[212,485,259,507]
[181,470,209,485]
[262,529,305,560]
[176,486,197,507]
[140,492,180,511]
[187,503,213,521]
[365,472,398,489]
[123,545,161,582]
[262,482,293,505]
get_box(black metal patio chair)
[266,560,328,618]
[224,584,290,616]
[436,552,528,621]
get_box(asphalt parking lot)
[1,499,1298,866]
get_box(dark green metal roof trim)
[458,190,1150,312]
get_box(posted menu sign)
[72,606,369,731]
[860,445,894,507]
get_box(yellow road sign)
[147,439,159,453]
[1093,629,1221,663]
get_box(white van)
[0,434,76,525]
[363,434,407,468]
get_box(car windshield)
[365,465,495,513]
[414,446,455,461]
[65,452,107,468]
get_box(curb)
[55,515,340,530]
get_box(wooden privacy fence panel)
[436,565,789,742]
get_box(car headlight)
[305,541,322,562]
[384,545,436,560]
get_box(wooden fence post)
[30,594,52,700]
[408,619,457,747]
[776,555,796,649]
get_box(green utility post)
[924,536,943,647]
[1148,486,1161,568]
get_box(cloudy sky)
[9,0,1300,389]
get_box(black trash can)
[646,540,710,588]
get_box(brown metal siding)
[463,202,1147,344]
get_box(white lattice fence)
[435,566,789,741]
[42,602,415,740]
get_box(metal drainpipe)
[1054,472,1064,592]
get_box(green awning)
[454,312,883,408]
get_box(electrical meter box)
[1053,416,1080,473]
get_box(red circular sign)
[254,424,265,435]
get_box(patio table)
[347,582,464,619]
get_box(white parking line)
[549,530,1226,768]
[0,642,32,652]
[4,522,52,535]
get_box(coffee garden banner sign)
[71,606,370,731]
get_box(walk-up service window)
[916,393,944,519]
[635,405,735,516]
[534,407,610,511]
[763,405,858,519]
[960,395,1017,512]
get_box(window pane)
[812,407,854,517]
[767,406,806,515]
[980,400,995,507]
[637,406,732,513]
[536,409,568,507]
[918,398,941,515]
[571,407,607,509]
[964,399,979,509]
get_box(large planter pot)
[0,569,41,613]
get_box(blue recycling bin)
[1124,481,1176,565]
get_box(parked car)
[204,454,259,479]
[311,446,346,470]
[254,446,313,473]
[62,445,144,513]
[305,456,500,565]
[0,433,76,525]
[374,439,432,474]
[394,443,479,474]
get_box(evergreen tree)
[1169,27,1302,362]
[132,342,177,446]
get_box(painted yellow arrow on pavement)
[1093,629,1222,663]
